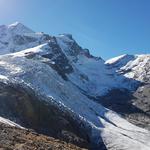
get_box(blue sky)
[0,0,150,59]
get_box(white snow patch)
[0,116,23,128]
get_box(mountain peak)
[105,54,135,65]
[58,34,74,43]
[59,33,73,39]
[8,22,23,28]
[7,22,34,34]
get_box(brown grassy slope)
[0,123,87,150]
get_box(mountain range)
[0,22,149,150]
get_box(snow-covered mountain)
[0,22,150,150]
[104,54,150,131]
[0,22,50,54]
[106,54,150,83]
[0,22,140,96]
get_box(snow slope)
[0,51,150,149]
[0,116,22,128]
[56,35,140,95]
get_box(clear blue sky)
[0,0,150,59]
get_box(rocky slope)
[0,22,149,150]
[0,82,89,149]
[0,121,86,150]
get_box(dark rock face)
[58,34,82,58]
[98,85,150,130]
[68,41,82,57]
[0,123,86,150]
[0,82,89,149]
[56,34,99,62]
[22,36,74,80]
[103,54,150,130]
[42,38,73,80]
[130,84,150,129]
[13,35,37,45]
